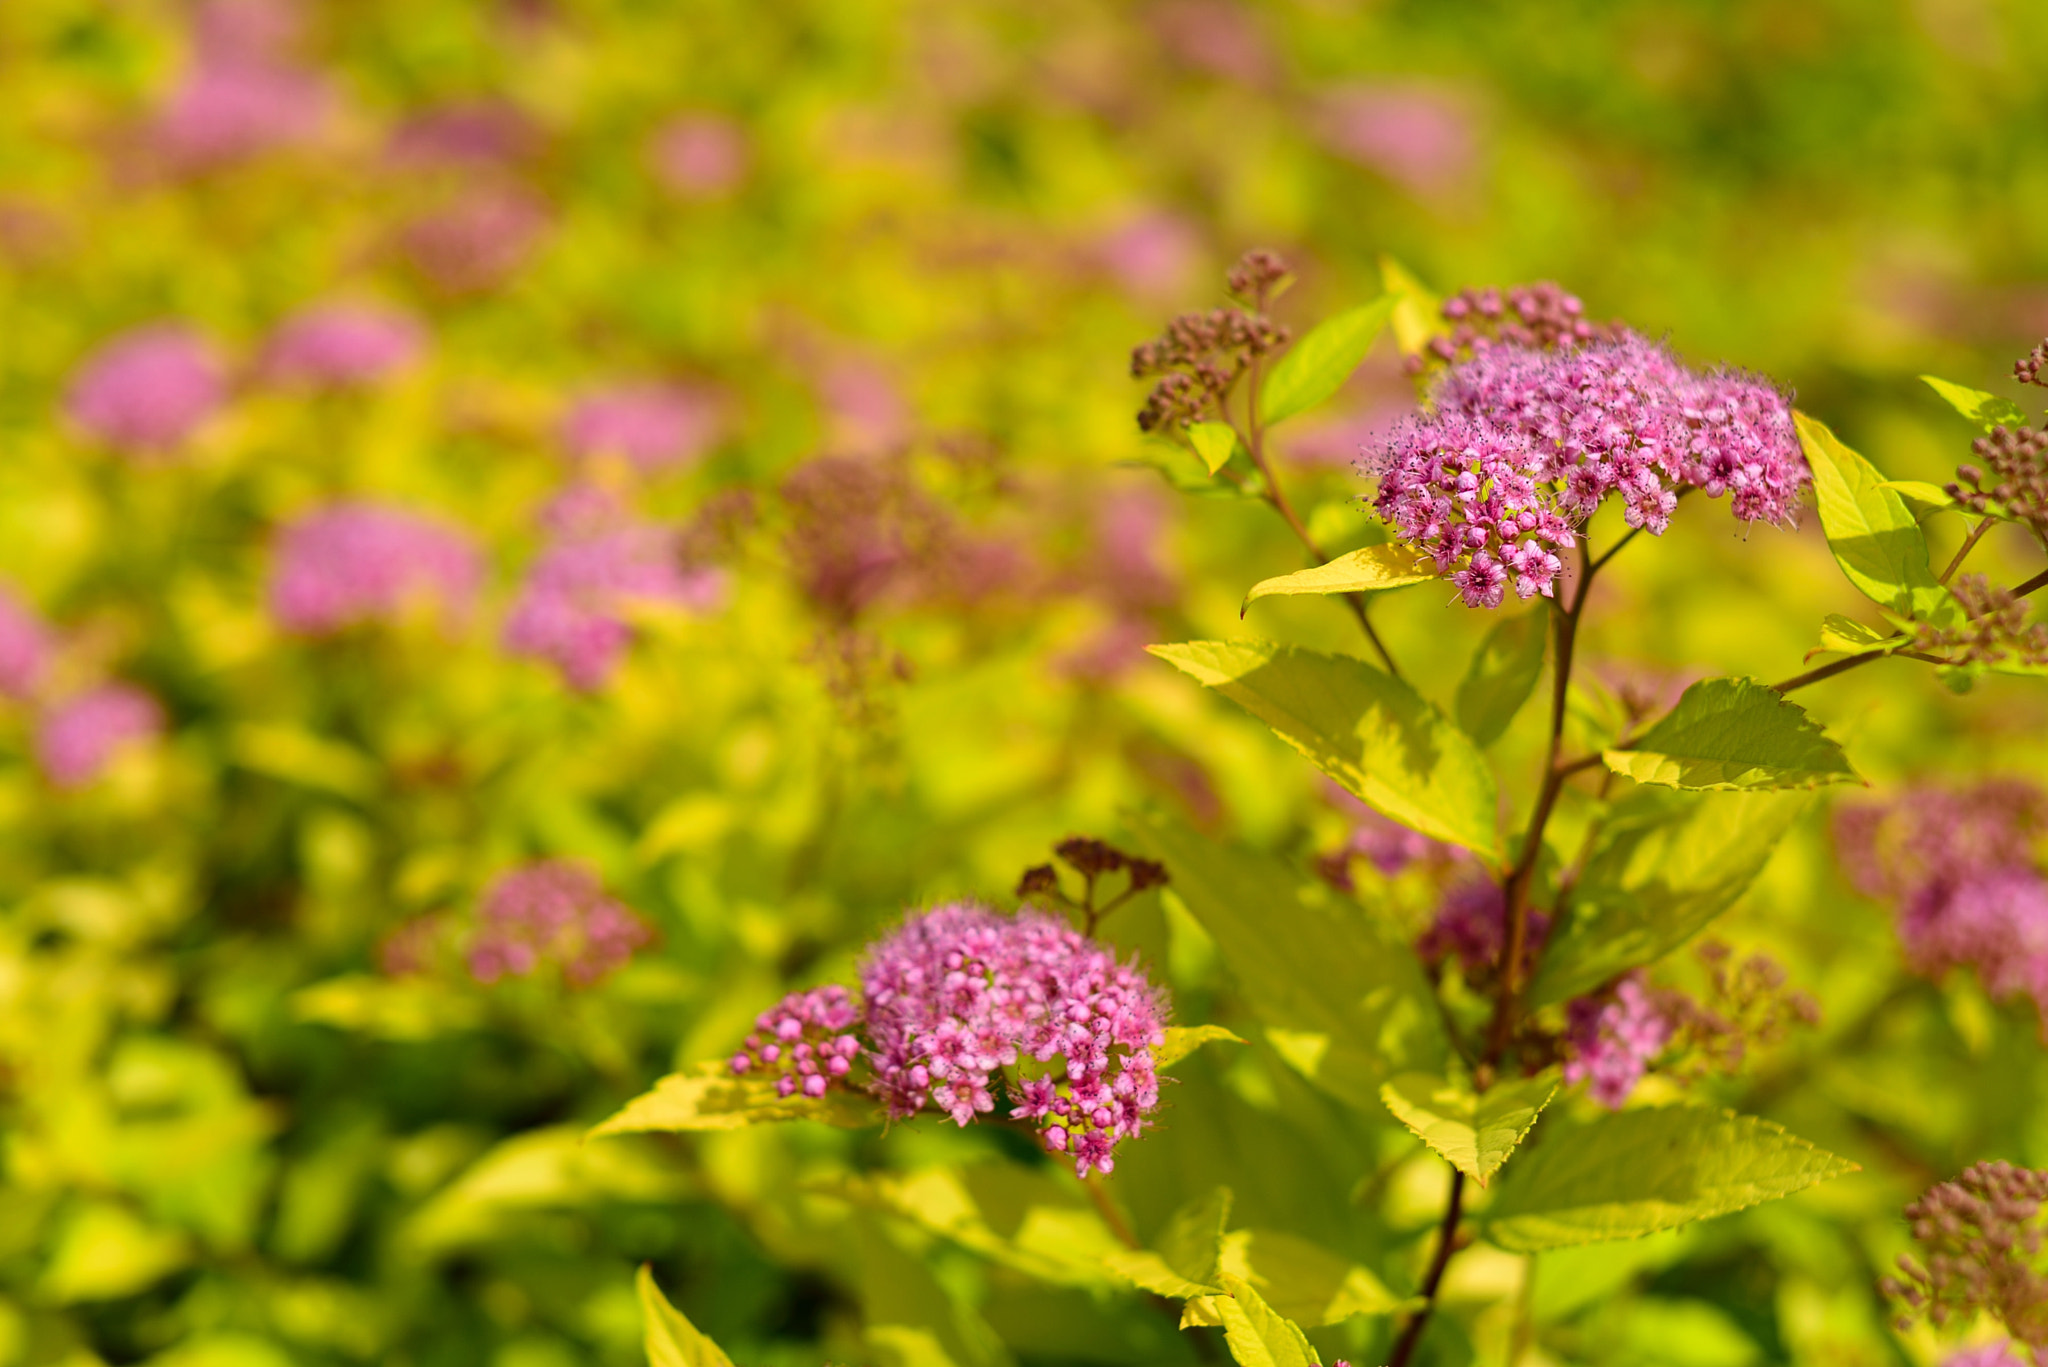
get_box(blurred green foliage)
[1,1,2046,1365]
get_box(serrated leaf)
[1814,614,1895,658]
[1794,412,1953,622]
[1379,255,1446,359]
[1189,421,1243,475]
[1602,677,1858,792]
[1124,810,1447,1108]
[1922,375,2028,432]
[640,1265,737,1367]
[1182,1229,1415,1328]
[1107,1186,1230,1297]
[1211,1274,1320,1367]
[1241,545,1433,614]
[1260,298,1396,427]
[1148,640,1500,860]
[1532,787,1812,1006]
[589,1062,880,1137]
[1455,607,1549,747]
[1879,480,1961,516]
[1156,1024,1246,1071]
[1379,1071,1557,1186]
[1484,1107,1858,1252]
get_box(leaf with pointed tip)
[1602,677,1858,792]
[641,1265,737,1367]
[1149,640,1500,860]
[1189,421,1244,475]
[817,1166,1123,1288]
[1106,1186,1231,1297]
[1795,412,1953,623]
[1124,809,1447,1107]
[1380,255,1446,359]
[1379,1071,1558,1186]
[1532,787,1812,1006]
[1182,1229,1416,1328]
[1879,480,1962,517]
[1484,1107,1858,1252]
[1241,545,1433,615]
[1156,1025,1246,1071]
[1813,614,1896,659]
[1211,1274,1320,1367]
[1260,298,1396,427]
[1922,375,2028,432]
[1455,607,1550,747]
[589,1062,879,1137]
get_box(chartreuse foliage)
[1210,1275,1323,1367]
[1147,641,1501,859]
[1794,412,1955,622]
[1190,421,1247,475]
[1923,375,2029,431]
[1455,606,1550,747]
[1258,298,1397,428]
[1532,787,1813,1006]
[640,1265,735,1367]
[1603,677,1858,791]
[1484,1107,1858,1252]
[1379,1070,1558,1186]
[1240,544,1433,614]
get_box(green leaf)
[1602,677,1858,792]
[1879,480,1961,517]
[1125,810,1447,1108]
[588,1062,880,1137]
[1106,1186,1230,1297]
[1259,298,1396,427]
[1210,1274,1320,1367]
[1532,788,1812,1006]
[1455,607,1549,747]
[1922,375,2028,432]
[1484,1107,1858,1252]
[1188,421,1244,475]
[640,1265,737,1367]
[1379,1071,1558,1186]
[821,1166,1123,1289]
[1156,1024,1246,1071]
[1379,255,1446,359]
[1814,614,1896,658]
[1183,1229,1415,1328]
[1794,412,1952,622]
[1241,545,1433,615]
[1148,640,1500,860]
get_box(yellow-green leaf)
[1379,255,1446,359]
[1455,606,1550,747]
[1813,614,1897,659]
[1260,298,1396,427]
[1794,412,1952,623]
[1921,375,2027,432]
[1188,421,1243,474]
[1210,1274,1320,1367]
[1878,480,1961,517]
[1241,545,1432,614]
[1156,1024,1246,1071]
[1182,1229,1415,1328]
[1601,677,1858,792]
[589,1062,880,1137]
[1379,1071,1558,1186]
[640,1265,737,1367]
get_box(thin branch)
[1589,525,1644,575]
[2018,566,2048,599]
[1770,649,1885,695]
[1940,517,1995,584]
[1386,1172,1467,1367]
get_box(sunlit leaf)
[1794,412,1953,622]
[1921,375,2027,431]
[640,1264,736,1367]
[1484,1107,1857,1252]
[1259,298,1396,427]
[1813,614,1896,659]
[1183,1229,1417,1328]
[1149,640,1500,860]
[589,1062,880,1137]
[1602,677,1858,792]
[1241,545,1433,615]
[1189,421,1244,474]
[1379,255,1446,359]
[1106,1186,1230,1297]
[1879,480,1961,517]
[1379,1071,1557,1186]
[1210,1274,1321,1367]
[1156,1024,1246,1071]
[1455,607,1549,747]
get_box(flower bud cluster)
[1132,305,1290,434]
[730,986,862,1099]
[1562,973,1673,1108]
[1412,282,1618,371]
[860,903,1167,1176]
[2017,338,2047,389]
[1914,575,2048,670]
[467,860,655,988]
[1837,781,2048,1028]
[269,502,483,635]
[1415,878,1550,983]
[1882,1161,2048,1358]
[1660,941,1820,1079]
[1950,425,2048,539]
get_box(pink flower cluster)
[66,325,226,454]
[1945,1345,2027,1367]
[1562,974,1673,1108]
[560,383,721,473]
[729,986,863,1099]
[467,860,655,988]
[1837,781,2048,1027]
[1363,307,1806,607]
[503,507,726,690]
[36,685,166,789]
[268,502,483,635]
[263,303,424,388]
[859,902,1167,1176]
[1415,879,1550,981]
[0,585,52,700]
[149,0,331,172]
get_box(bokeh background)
[3,1,2047,1365]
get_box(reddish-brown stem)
[1385,1171,1467,1367]
[1940,517,1995,584]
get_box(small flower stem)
[2017,566,2048,599]
[1940,518,1995,584]
[1385,1171,1466,1367]
[1770,649,1886,695]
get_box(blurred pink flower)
[560,383,723,472]
[190,0,306,64]
[468,860,654,987]
[153,2,330,172]
[263,302,425,388]
[386,99,542,170]
[1093,211,1205,301]
[1317,82,1479,201]
[1147,0,1275,86]
[1280,405,1408,468]
[37,685,165,788]
[818,357,910,453]
[0,585,52,701]
[268,502,483,634]
[649,114,749,197]
[400,186,549,293]
[66,324,226,454]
